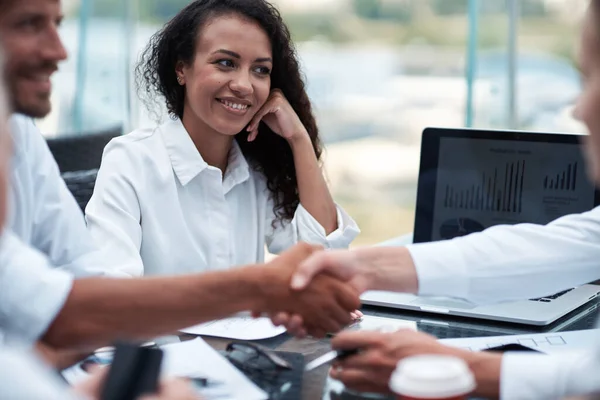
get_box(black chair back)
[46,126,122,210]
[46,126,122,173]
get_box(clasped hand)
[255,243,361,338]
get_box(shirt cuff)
[294,203,360,249]
[501,352,581,400]
[0,232,73,344]
[406,239,470,300]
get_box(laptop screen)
[413,128,600,243]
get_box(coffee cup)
[389,355,475,400]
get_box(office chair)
[47,126,122,210]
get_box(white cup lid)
[389,355,476,399]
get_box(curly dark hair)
[136,0,322,223]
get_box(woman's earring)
[177,76,184,85]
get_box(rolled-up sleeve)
[0,231,73,344]
[267,203,360,254]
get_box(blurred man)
[0,44,200,400]
[0,0,359,350]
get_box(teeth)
[222,100,248,111]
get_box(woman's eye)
[254,66,271,75]
[217,59,234,68]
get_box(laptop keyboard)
[418,323,506,339]
[529,288,574,303]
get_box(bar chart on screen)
[430,136,596,241]
[543,162,578,192]
[442,159,526,214]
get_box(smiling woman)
[84,0,360,278]
[135,0,323,223]
[174,15,273,146]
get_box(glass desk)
[195,298,600,400]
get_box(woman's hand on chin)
[246,89,308,143]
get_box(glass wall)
[45,0,587,245]
[470,0,585,134]
[39,0,133,136]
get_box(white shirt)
[8,114,103,277]
[0,346,81,400]
[407,207,600,399]
[0,231,72,344]
[0,114,106,343]
[85,118,360,276]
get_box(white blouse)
[85,118,360,276]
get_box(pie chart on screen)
[439,218,485,239]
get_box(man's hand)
[273,246,419,336]
[139,378,201,400]
[269,248,374,337]
[291,246,418,293]
[266,310,363,339]
[329,329,501,398]
[256,243,361,337]
[291,249,375,293]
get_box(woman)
[85,0,360,278]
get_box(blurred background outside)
[43,0,588,245]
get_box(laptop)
[361,127,600,326]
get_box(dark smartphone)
[100,342,163,400]
[484,343,542,353]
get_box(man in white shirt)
[0,0,360,348]
[0,45,199,400]
[9,113,103,277]
[287,2,600,399]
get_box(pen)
[326,317,364,338]
[190,376,224,388]
[94,341,157,355]
[346,317,363,330]
[304,348,361,372]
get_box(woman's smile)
[216,98,251,116]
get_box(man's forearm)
[35,342,91,370]
[353,246,419,293]
[42,266,266,349]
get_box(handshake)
[248,242,367,338]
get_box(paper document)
[161,338,267,400]
[439,328,600,354]
[182,314,286,340]
[62,360,91,385]
[63,338,267,399]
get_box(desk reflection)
[322,377,393,400]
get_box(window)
[46,0,586,245]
